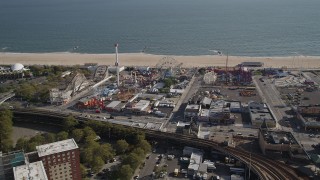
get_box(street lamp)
[248,141,252,180]
[291,52,303,75]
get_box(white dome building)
[11,63,24,71]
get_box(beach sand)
[1,52,320,68]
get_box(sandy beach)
[1,52,320,68]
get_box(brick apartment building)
[36,139,81,180]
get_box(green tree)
[71,129,84,143]
[198,68,206,75]
[53,65,64,75]
[115,140,129,154]
[0,109,13,152]
[56,131,69,141]
[0,118,12,139]
[37,85,51,102]
[164,78,174,88]
[137,140,151,154]
[91,156,104,173]
[118,165,134,180]
[131,148,145,159]
[80,163,87,178]
[83,127,97,138]
[63,115,78,131]
[43,133,56,143]
[1,138,13,152]
[134,134,145,144]
[15,138,29,150]
[81,147,94,165]
[15,83,36,101]
[26,141,39,152]
[123,153,142,169]
[98,144,115,162]
[29,134,46,145]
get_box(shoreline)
[1,52,320,68]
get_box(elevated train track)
[13,108,307,180]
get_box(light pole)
[249,141,252,180]
[291,52,303,75]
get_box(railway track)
[144,130,303,180]
[13,108,307,180]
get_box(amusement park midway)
[1,52,320,69]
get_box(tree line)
[10,65,91,103]
[14,115,151,180]
[0,109,13,152]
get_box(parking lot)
[278,87,320,106]
[89,158,121,180]
[137,143,241,180]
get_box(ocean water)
[0,0,319,56]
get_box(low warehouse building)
[249,102,276,128]
[184,105,201,119]
[132,100,150,114]
[258,120,307,161]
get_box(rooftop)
[106,101,121,108]
[188,152,203,171]
[249,102,275,123]
[36,139,78,157]
[261,130,298,145]
[251,111,273,121]
[0,150,25,166]
[229,101,241,109]
[177,121,190,127]
[200,109,209,117]
[186,104,200,110]
[132,100,150,111]
[210,100,226,109]
[201,97,212,105]
[241,62,264,66]
[13,161,48,180]
[138,93,164,101]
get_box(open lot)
[303,71,320,85]
[199,86,262,104]
[12,121,61,144]
[278,88,320,106]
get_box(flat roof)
[210,100,226,108]
[36,139,78,157]
[138,94,164,101]
[188,163,199,171]
[186,104,200,109]
[248,102,267,109]
[190,152,203,164]
[202,97,212,105]
[145,122,163,130]
[132,100,150,111]
[229,101,241,108]
[106,101,121,108]
[13,161,48,180]
[261,130,298,145]
[241,62,264,66]
[200,109,209,117]
[251,111,274,121]
[177,121,190,127]
[170,89,185,94]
